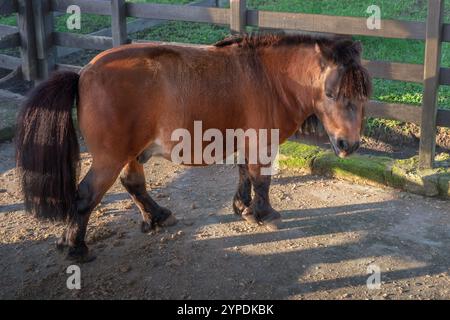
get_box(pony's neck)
[260,45,318,137]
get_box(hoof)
[242,207,282,230]
[154,207,177,227]
[233,197,251,216]
[139,208,178,232]
[241,207,259,225]
[141,209,177,232]
[56,237,67,252]
[262,217,282,231]
[233,201,242,216]
[260,210,282,231]
[141,220,153,233]
[157,212,178,228]
[67,245,96,263]
[56,231,68,251]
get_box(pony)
[16,33,371,261]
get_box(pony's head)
[214,34,372,157]
[312,39,372,158]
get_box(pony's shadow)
[185,200,449,298]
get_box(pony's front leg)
[242,164,282,231]
[120,160,177,233]
[233,164,252,216]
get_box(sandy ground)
[0,140,449,300]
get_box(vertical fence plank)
[43,0,56,78]
[230,0,246,34]
[32,0,56,81]
[111,0,128,46]
[17,0,37,81]
[419,0,444,168]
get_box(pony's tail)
[15,71,80,222]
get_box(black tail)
[15,71,80,222]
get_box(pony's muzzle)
[332,138,360,158]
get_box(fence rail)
[0,0,449,168]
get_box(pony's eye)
[325,91,336,100]
[347,102,356,111]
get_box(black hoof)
[233,196,248,216]
[56,229,70,251]
[241,207,259,225]
[56,236,67,251]
[241,207,282,230]
[154,208,177,228]
[260,210,282,231]
[141,220,153,233]
[67,244,96,263]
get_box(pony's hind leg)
[233,164,252,216]
[120,159,177,233]
[58,159,123,262]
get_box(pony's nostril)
[337,139,349,152]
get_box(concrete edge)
[279,141,450,200]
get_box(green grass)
[280,140,450,198]
[279,142,322,169]
[131,21,230,44]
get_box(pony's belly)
[137,138,237,166]
[137,139,168,163]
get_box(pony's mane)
[214,33,330,50]
[214,33,372,100]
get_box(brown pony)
[16,34,371,262]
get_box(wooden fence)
[0,0,449,168]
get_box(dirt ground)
[0,140,449,300]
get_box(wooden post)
[419,0,444,169]
[17,0,38,81]
[111,0,128,46]
[230,0,246,34]
[32,0,56,81]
